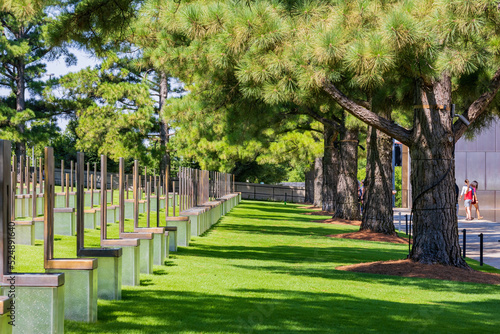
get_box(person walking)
[459,179,469,202]
[462,180,474,220]
[459,179,469,218]
[470,180,483,220]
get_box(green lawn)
[13,200,500,333]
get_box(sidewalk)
[393,208,500,269]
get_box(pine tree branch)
[0,18,10,29]
[322,79,412,146]
[1,65,15,81]
[354,99,371,110]
[453,67,500,142]
[36,109,75,119]
[304,107,343,132]
[0,81,13,88]
[0,120,13,128]
[277,126,322,135]
[118,100,138,108]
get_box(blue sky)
[46,48,101,130]
[1,47,186,133]
[0,47,100,130]
[46,48,100,78]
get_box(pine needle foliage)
[0,0,75,150]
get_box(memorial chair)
[164,168,190,248]
[129,160,167,268]
[105,158,154,276]
[98,156,141,286]
[43,147,98,323]
[0,140,65,333]
[75,153,123,300]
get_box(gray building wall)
[455,118,500,211]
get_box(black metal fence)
[234,182,305,203]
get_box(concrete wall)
[455,118,500,210]
[235,182,305,203]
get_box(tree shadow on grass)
[179,243,406,265]
[153,269,169,275]
[231,264,500,295]
[235,202,329,218]
[140,279,155,286]
[163,260,177,267]
[229,210,327,221]
[217,222,357,237]
[64,288,500,333]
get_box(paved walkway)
[393,208,500,269]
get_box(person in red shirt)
[464,180,475,220]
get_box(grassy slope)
[13,200,500,333]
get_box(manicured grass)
[13,200,500,333]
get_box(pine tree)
[53,0,500,266]
[138,0,500,267]
[166,81,323,179]
[0,0,75,156]
[53,55,159,166]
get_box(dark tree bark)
[409,74,466,267]
[360,122,395,234]
[322,124,338,212]
[304,165,314,204]
[322,68,500,267]
[313,157,323,208]
[334,128,360,220]
[159,72,170,174]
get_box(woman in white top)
[459,179,469,200]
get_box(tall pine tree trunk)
[15,58,26,158]
[322,125,338,212]
[360,109,395,234]
[334,128,360,220]
[409,74,466,268]
[304,166,314,204]
[159,72,170,174]
[313,157,323,208]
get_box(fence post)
[462,229,466,258]
[398,212,401,232]
[478,233,483,266]
[405,214,408,234]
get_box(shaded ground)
[328,230,410,244]
[309,213,407,244]
[314,217,361,226]
[302,210,334,216]
[313,210,498,285]
[297,205,319,210]
[298,205,334,216]
[337,259,500,285]
[15,200,500,332]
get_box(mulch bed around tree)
[327,230,411,244]
[297,205,320,210]
[303,211,335,215]
[303,207,500,285]
[303,208,500,285]
[336,259,500,285]
[298,205,334,216]
[313,217,362,226]
[302,210,336,216]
